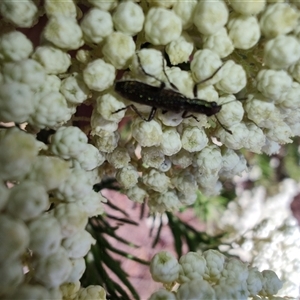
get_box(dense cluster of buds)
[149,250,283,299]
[0,0,298,298]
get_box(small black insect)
[114,52,231,132]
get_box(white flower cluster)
[217,178,300,298]
[0,1,300,298]
[0,126,106,299]
[1,0,299,213]
[149,249,283,299]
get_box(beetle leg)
[113,105,157,122]
[182,111,198,121]
[193,65,223,97]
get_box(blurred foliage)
[82,202,148,300]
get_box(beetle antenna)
[215,115,232,134]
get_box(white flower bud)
[264,35,300,70]
[112,1,145,36]
[3,59,46,91]
[217,122,249,150]
[83,59,115,92]
[243,123,266,153]
[245,94,283,128]
[43,16,83,50]
[67,258,86,283]
[260,270,283,296]
[28,215,63,257]
[50,126,88,159]
[0,0,38,28]
[214,278,249,299]
[72,144,105,171]
[0,81,34,123]
[203,249,226,282]
[78,191,106,217]
[148,190,182,213]
[0,30,33,62]
[191,49,223,84]
[55,168,92,202]
[217,95,244,128]
[80,8,113,44]
[76,285,107,300]
[25,156,70,191]
[227,14,260,50]
[126,185,148,204]
[6,181,48,221]
[165,67,195,97]
[177,279,216,299]
[96,92,126,122]
[262,139,281,155]
[222,258,249,282]
[28,90,73,129]
[172,171,197,196]
[279,82,300,111]
[87,0,117,10]
[60,281,80,299]
[0,214,29,263]
[0,128,40,181]
[230,154,248,176]
[116,164,139,189]
[173,0,197,29]
[62,230,96,259]
[150,251,180,283]
[165,32,194,65]
[141,146,165,169]
[256,69,292,101]
[178,252,206,283]
[215,60,247,94]
[144,7,182,45]
[181,126,208,152]
[247,267,263,296]
[259,3,299,38]
[193,0,228,35]
[265,121,293,144]
[94,131,119,153]
[54,203,88,238]
[194,145,223,175]
[132,119,163,147]
[196,173,219,192]
[32,46,71,74]
[107,147,130,169]
[60,73,89,104]
[160,127,182,156]
[34,247,72,288]
[203,27,234,58]
[229,0,266,15]
[219,149,242,179]
[178,192,197,206]
[90,110,119,135]
[42,74,61,92]
[171,150,193,169]
[102,32,136,69]
[143,169,170,193]
[131,49,165,85]
[0,259,24,297]
[45,0,77,18]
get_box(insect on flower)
[113,52,235,133]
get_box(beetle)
[113,52,231,132]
